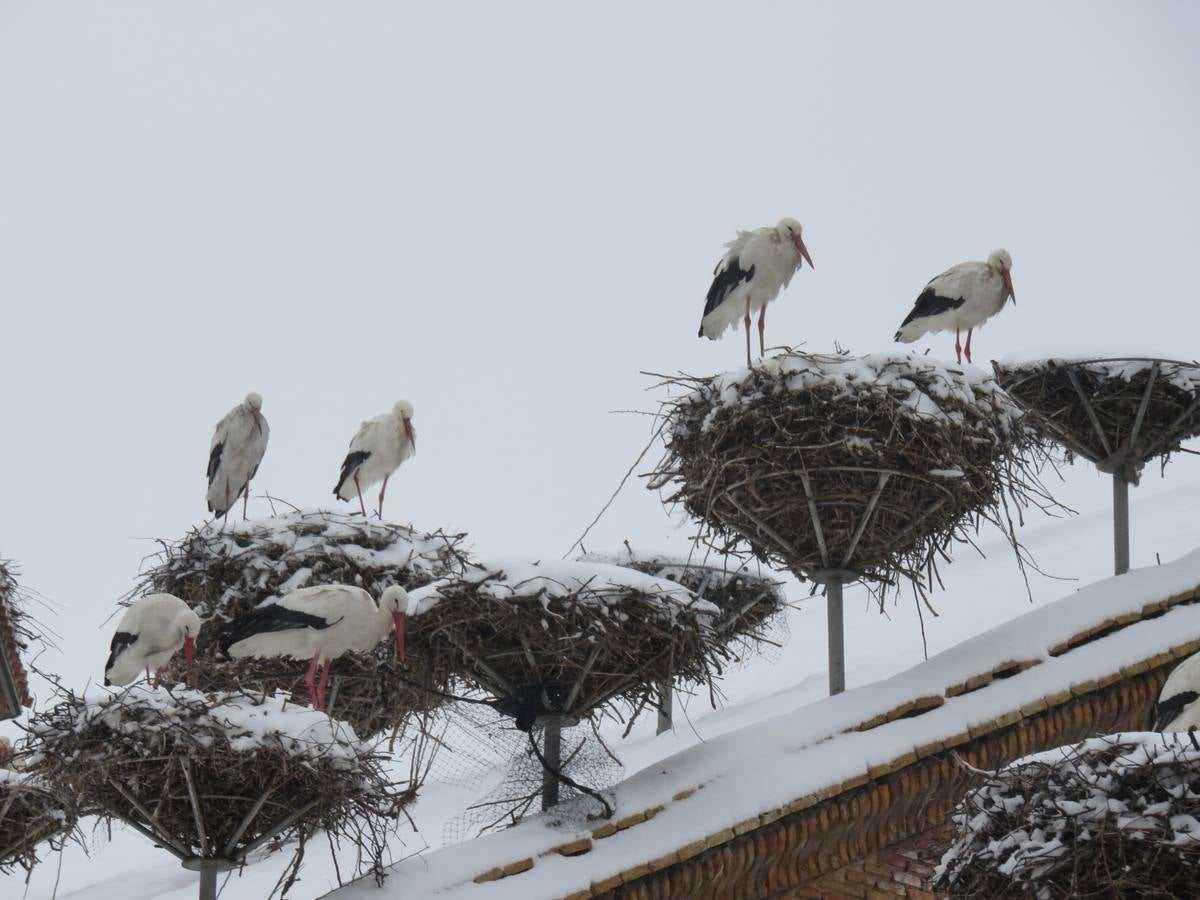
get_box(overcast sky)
[2,2,1199,703]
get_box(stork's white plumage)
[1154,650,1200,732]
[105,593,202,688]
[219,584,408,711]
[206,392,269,519]
[698,217,815,366]
[894,249,1016,364]
[333,400,416,519]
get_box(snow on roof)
[407,558,720,620]
[32,686,366,768]
[693,351,1023,437]
[326,548,1200,900]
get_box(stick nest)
[993,357,1200,483]
[26,686,416,887]
[0,769,73,876]
[648,352,1054,595]
[129,510,466,736]
[934,732,1200,898]
[577,548,788,663]
[409,559,726,730]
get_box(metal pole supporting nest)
[540,719,562,811]
[810,569,858,696]
[183,857,236,900]
[1113,473,1130,576]
[656,680,672,734]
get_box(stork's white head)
[244,392,264,412]
[379,585,409,660]
[776,218,814,270]
[393,400,416,450]
[988,249,1015,304]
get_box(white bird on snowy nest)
[218,584,409,712]
[333,400,416,519]
[1154,650,1200,732]
[206,392,269,520]
[698,217,815,367]
[894,249,1016,365]
[105,593,202,688]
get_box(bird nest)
[993,357,1200,483]
[0,560,37,714]
[648,352,1055,596]
[0,769,73,876]
[27,687,418,892]
[934,732,1200,899]
[577,548,788,664]
[129,509,466,737]
[408,559,725,731]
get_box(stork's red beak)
[393,611,406,661]
[403,417,415,450]
[1003,270,1015,304]
[184,636,195,686]
[793,235,814,269]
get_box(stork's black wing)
[897,288,966,329]
[218,604,343,654]
[207,442,224,485]
[1154,690,1199,731]
[104,631,138,684]
[333,450,371,496]
[697,258,755,336]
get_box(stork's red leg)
[353,471,366,517]
[224,480,232,520]
[376,475,389,519]
[964,328,974,364]
[954,328,962,365]
[145,666,152,684]
[305,653,322,709]
[152,669,162,689]
[744,299,752,367]
[242,484,250,520]
[317,658,333,713]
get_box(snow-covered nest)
[0,560,38,710]
[0,768,72,877]
[27,686,417,893]
[577,548,788,664]
[934,732,1200,899]
[649,352,1054,596]
[130,510,467,737]
[993,357,1200,483]
[408,558,723,732]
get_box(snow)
[998,354,1200,394]
[408,557,720,620]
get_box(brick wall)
[793,823,952,899]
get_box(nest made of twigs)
[0,560,37,712]
[993,357,1200,483]
[0,769,73,876]
[408,559,725,730]
[934,732,1200,898]
[27,686,417,889]
[648,352,1055,596]
[577,548,788,663]
[130,509,466,736]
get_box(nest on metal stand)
[126,509,467,737]
[26,686,423,894]
[993,356,1200,483]
[934,732,1200,899]
[647,351,1058,599]
[0,765,74,877]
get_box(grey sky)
[2,1,1199,695]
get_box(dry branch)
[0,769,73,876]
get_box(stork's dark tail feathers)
[333,451,370,497]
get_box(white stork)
[1154,650,1200,732]
[894,249,1015,365]
[219,584,408,712]
[333,400,416,519]
[207,392,270,519]
[105,593,202,688]
[698,217,814,367]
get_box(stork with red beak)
[105,593,202,688]
[218,584,408,712]
[894,249,1016,364]
[333,400,416,519]
[206,392,269,520]
[698,217,815,366]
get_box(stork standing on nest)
[698,217,815,367]
[105,593,202,688]
[206,392,269,520]
[219,584,409,712]
[1154,650,1200,732]
[333,400,416,518]
[894,249,1015,365]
